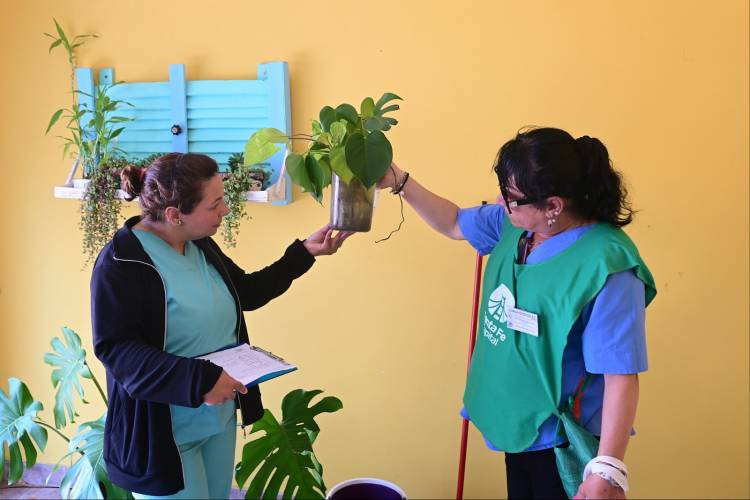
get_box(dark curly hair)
[493,127,634,227]
[120,153,219,221]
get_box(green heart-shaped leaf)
[319,106,337,132]
[311,120,323,137]
[286,153,316,198]
[244,129,283,166]
[360,97,375,118]
[316,157,333,192]
[334,104,358,126]
[255,127,289,144]
[330,120,348,146]
[305,155,327,203]
[329,146,354,185]
[345,131,393,188]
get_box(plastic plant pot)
[326,477,406,500]
[329,174,375,232]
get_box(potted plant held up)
[244,93,402,231]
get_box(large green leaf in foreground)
[58,414,132,499]
[0,378,47,484]
[235,389,342,500]
[43,326,93,429]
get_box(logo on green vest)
[488,284,515,322]
[483,283,515,345]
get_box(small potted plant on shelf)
[243,93,401,232]
[133,153,164,170]
[45,19,133,265]
[221,152,270,247]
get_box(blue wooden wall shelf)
[53,61,292,204]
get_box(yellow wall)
[1,1,747,498]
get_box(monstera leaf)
[58,414,132,499]
[364,93,401,132]
[43,327,93,429]
[235,389,342,500]
[0,378,48,484]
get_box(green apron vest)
[463,219,656,452]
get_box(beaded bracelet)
[391,171,410,195]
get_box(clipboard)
[197,343,297,387]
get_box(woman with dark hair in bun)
[92,153,352,499]
[379,128,656,499]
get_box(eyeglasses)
[500,185,538,213]
[507,197,538,211]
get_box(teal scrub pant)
[133,414,237,500]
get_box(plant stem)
[34,420,71,444]
[86,361,109,407]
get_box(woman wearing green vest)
[379,127,656,499]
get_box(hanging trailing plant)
[75,80,133,264]
[80,164,122,266]
[221,153,252,248]
[220,152,269,247]
[133,153,163,169]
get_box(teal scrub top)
[134,230,237,445]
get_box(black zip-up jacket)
[91,216,315,495]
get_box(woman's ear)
[546,196,565,217]
[164,206,183,226]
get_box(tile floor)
[0,464,246,499]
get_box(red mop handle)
[456,238,485,500]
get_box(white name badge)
[507,307,539,337]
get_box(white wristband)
[583,456,629,492]
[593,455,628,475]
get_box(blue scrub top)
[134,230,237,445]
[457,204,648,451]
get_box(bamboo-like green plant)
[0,327,131,499]
[44,19,133,265]
[44,19,133,177]
[44,18,98,163]
[244,93,401,203]
[235,389,343,499]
